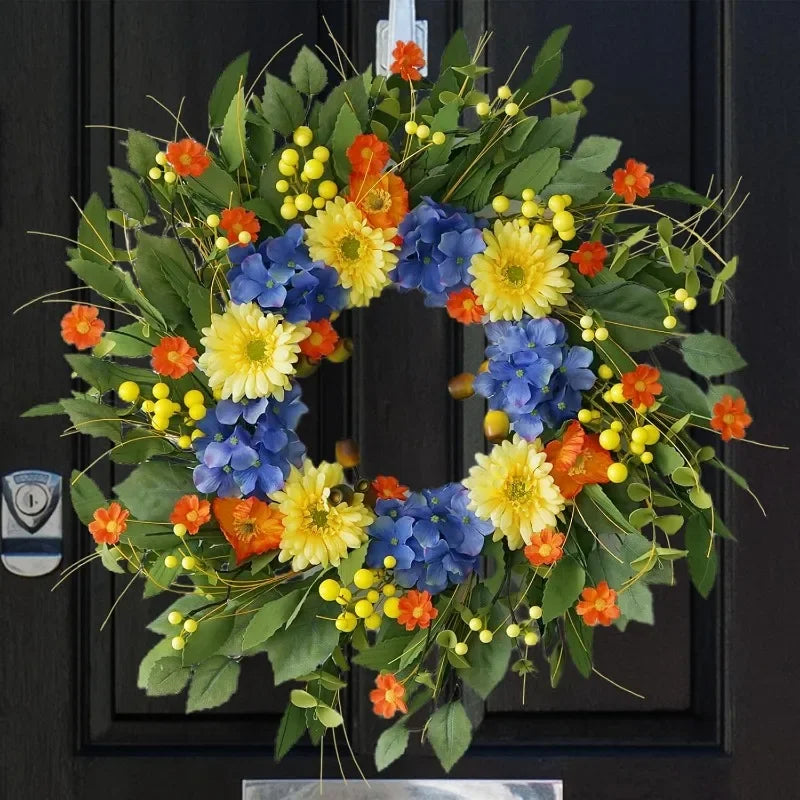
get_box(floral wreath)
[29,27,765,773]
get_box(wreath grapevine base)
[27,27,766,773]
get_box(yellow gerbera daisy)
[305,197,397,307]
[468,220,573,321]
[271,459,374,570]
[198,302,307,402]
[463,434,565,550]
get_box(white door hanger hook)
[376,0,428,77]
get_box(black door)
[2,1,798,797]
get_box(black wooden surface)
[1,1,799,797]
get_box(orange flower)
[151,335,198,379]
[621,364,662,408]
[545,421,612,499]
[60,304,104,350]
[346,133,390,175]
[396,589,438,631]
[446,287,485,325]
[370,673,408,719]
[612,158,654,204]
[169,494,211,535]
[390,40,426,82]
[372,475,410,500]
[166,138,211,178]
[524,529,566,567]
[711,394,752,442]
[219,206,261,246]
[299,319,339,360]
[575,581,621,627]
[88,502,130,545]
[212,496,284,563]
[570,241,607,278]
[348,171,408,229]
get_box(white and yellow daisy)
[305,197,397,307]
[468,220,573,320]
[463,434,565,550]
[271,460,374,570]
[198,302,307,402]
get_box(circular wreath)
[33,28,760,773]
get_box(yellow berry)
[577,409,593,424]
[284,195,296,205]
[215,236,230,250]
[524,631,540,646]
[155,151,168,166]
[492,195,510,214]
[552,211,575,232]
[468,617,483,632]
[181,556,196,570]
[238,230,252,245]
[319,578,341,602]
[610,383,626,403]
[318,180,338,200]
[171,636,185,651]
[497,85,512,99]
[607,462,629,483]
[683,297,697,311]
[117,381,140,403]
[643,424,661,445]
[548,195,566,213]
[599,429,621,450]
[532,223,552,240]
[598,364,614,380]
[151,415,170,431]
[188,404,206,421]
[382,583,396,597]
[312,145,330,162]
[475,101,490,117]
[504,102,520,116]
[293,126,313,147]
[163,171,177,184]
[304,159,324,180]
[173,523,187,537]
[454,642,468,656]
[383,555,397,569]
[190,429,205,441]
[152,382,170,399]
[154,398,174,418]
[629,441,646,455]
[354,599,374,619]
[280,203,299,220]
[521,200,538,218]
[610,420,623,432]
[631,427,648,444]
[636,403,648,414]
[640,451,654,465]
[484,409,510,442]
[404,120,418,135]
[432,131,446,145]
[581,329,595,342]
[559,228,576,242]
[182,390,202,408]
[591,410,601,420]
[275,179,289,193]
[295,193,313,212]
[415,124,430,140]
[167,611,183,625]
[383,597,401,618]
[529,605,543,620]
[603,391,614,403]
[353,568,375,590]
[522,188,535,202]
[675,288,688,302]
[177,435,192,449]
[278,161,296,176]
[364,613,381,631]
[562,195,573,207]
[164,555,179,569]
[579,315,594,329]
[367,589,380,604]
[335,587,352,606]
[313,197,325,209]
[281,148,300,166]
[506,623,521,638]
[183,618,198,634]
[663,315,678,330]
[595,327,609,341]
[141,399,155,414]
[479,629,494,644]
[335,612,358,632]
[148,167,162,180]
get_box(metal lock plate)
[1,471,63,577]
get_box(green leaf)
[518,25,571,103]
[188,161,241,207]
[707,383,742,406]
[97,546,124,577]
[654,515,685,535]
[182,613,235,664]
[658,371,711,418]
[114,461,195,520]
[648,181,718,208]
[580,484,641,536]
[424,102,460,169]
[338,542,368,588]
[266,595,339,683]
[571,136,621,172]
[100,322,157,357]
[78,193,114,264]
[318,76,369,142]
[290,45,328,95]
[427,701,472,773]
[70,470,106,525]
[541,556,585,623]
[241,589,303,651]
[502,147,560,196]
[143,548,182,598]
[375,723,409,771]
[689,486,713,509]
[524,112,579,152]
[186,282,215,333]
[672,466,698,487]
[653,442,684,474]
[548,640,565,687]
[440,30,470,72]
[502,116,538,152]
[209,52,249,128]
[186,655,240,713]
[262,74,305,136]
[680,332,746,377]
[627,482,650,502]
[220,87,247,171]
[629,507,656,529]
[146,657,191,696]
[570,78,594,101]
[126,130,159,177]
[352,632,414,671]
[148,595,208,635]
[290,689,318,708]
[108,167,148,221]
[110,429,173,464]
[686,514,717,597]
[460,603,512,698]
[20,401,66,418]
[617,581,654,625]
[564,608,593,677]
[330,104,362,184]
[60,397,121,442]
[315,705,343,728]
[275,702,307,761]
[543,162,611,205]
[137,639,173,689]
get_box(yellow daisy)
[305,197,397,307]
[468,220,573,321]
[271,459,374,570]
[463,434,565,550]
[198,302,307,402]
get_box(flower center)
[504,264,525,286]
[723,413,735,424]
[76,321,90,334]
[339,234,363,262]
[412,607,424,619]
[594,598,608,610]
[635,380,647,392]
[186,510,198,522]
[106,520,118,534]
[624,174,636,186]
[463,298,474,310]
[310,505,329,529]
[310,332,324,347]
[366,189,391,213]
[180,153,192,165]
[384,689,396,703]
[539,543,552,557]
[505,476,530,502]
[167,350,182,363]
[246,338,272,363]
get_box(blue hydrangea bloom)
[474,317,596,441]
[393,198,486,306]
[282,265,349,322]
[365,514,416,571]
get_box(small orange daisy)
[166,138,212,178]
[621,364,662,408]
[524,529,566,567]
[346,133,390,176]
[570,241,607,278]
[60,304,104,350]
[575,581,621,627]
[396,589,438,631]
[169,494,211,535]
[390,40,425,82]
[212,497,284,563]
[219,207,261,246]
[348,171,408,229]
[612,158,654,204]
[710,394,752,442]
[446,287,485,325]
[299,319,339,360]
[370,673,408,719]
[151,335,198,379]
[371,475,410,500]
[545,421,612,499]
[88,502,130,545]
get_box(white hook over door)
[376,0,428,76]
